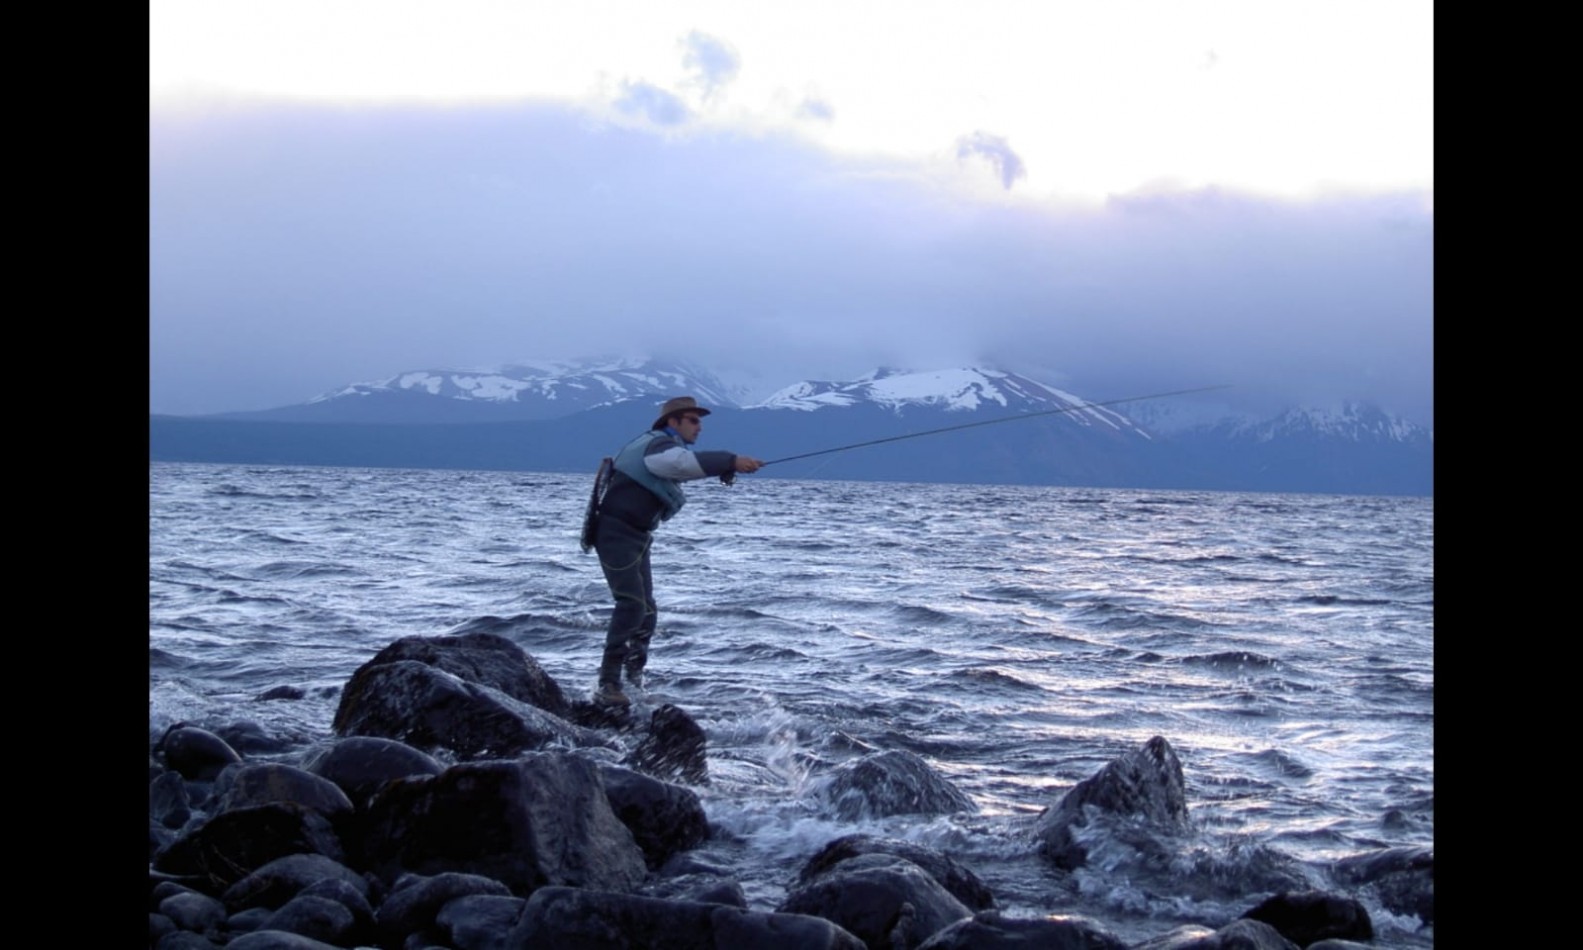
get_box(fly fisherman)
[585,396,763,707]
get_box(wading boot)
[594,681,631,707]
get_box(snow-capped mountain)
[754,366,1153,436]
[218,358,739,423]
[154,361,1432,495]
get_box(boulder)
[597,763,710,870]
[1330,846,1433,925]
[820,750,976,820]
[779,853,972,950]
[1033,735,1189,870]
[220,854,371,912]
[213,763,354,820]
[627,703,709,785]
[1130,918,1299,949]
[152,803,346,892]
[374,871,514,948]
[359,754,647,895]
[351,630,569,715]
[330,659,608,760]
[796,835,994,911]
[510,885,868,949]
[156,723,243,781]
[434,893,527,950]
[1241,889,1373,946]
[300,735,446,808]
[915,909,1128,949]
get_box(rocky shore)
[148,631,1432,949]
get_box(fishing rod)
[759,384,1231,467]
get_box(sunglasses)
[681,416,702,425]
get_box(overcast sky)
[150,0,1433,425]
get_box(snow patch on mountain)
[309,357,737,411]
[754,366,1146,435]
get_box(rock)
[373,872,514,948]
[330,659,607,760]
[158,890,227,937]
[1241,889,1372,945]
[511,885,868,949]
[220,853,371,912]
[300,735,446,807]
[1131,919,1300,949]
[260,894,357,946]
[157,723,243,781]
[1033,735,1189,870]
[224,931,344,949]
[434,893,527,950]
[352,629,569,715]
[152,803,346,892]
[779,853,972,949]
[643,873,748,908]
[213,762,354,819]
[1330,846,1433,925]
[596,763,710,869]
[150,770,193,829]
[217,719,295,754]
[796,835,995,911]
[359,754,647,895]
[820,749,976,820]
[915,908,1128,949]
[627,703,709,785]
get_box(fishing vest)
[612,430,687,522]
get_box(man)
[588,396,763,706]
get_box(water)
[149,461,1433,946]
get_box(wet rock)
[434,893,527,950]
[157,723,243,781]
[627,703,709,785]
[1330,845,1433,925]
[511,885,868,949]
[300,735,446,808]
[915,908,1128,949]
[360,753,647,895]
[260,894,357,946]
[225,931,344,949]
[331,659,607,760]
[820,749,976,820]
[374,872,513,948]
[220,853,371,913]
[217,719,295,754]
[150,770,193,829]
[152,803,346,891]
[779,853,972,950]
[1033,735,1189,870]
[643,873,748,908]
[354,629,569,715]
[796,834,995,911]
[1241,889,1372,945]
[213,762,354,819]
[596,762,710,869]
[1132,919,1299,949]
[158,889,227,937]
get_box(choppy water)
[149,461,1433,946]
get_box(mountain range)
[149,359,1433,496]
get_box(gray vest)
[612,430,687,522]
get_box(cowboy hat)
[653,396,712,430]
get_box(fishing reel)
[719,471,736,485]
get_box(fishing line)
[759,384,1231,467]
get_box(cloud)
[149,99,1432,426]
[680,31,740,101]
[796,97,835,122]
[955,131,1026,190]
[614,80,691,126]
